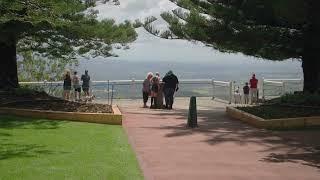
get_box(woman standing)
[63,70,72,100]
[142,72,153,108]
[155,72,164,108]
[150,76,159,108]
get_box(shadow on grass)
[129,107,320,169]
[0,115,69,160]
[0,142,66,160]
[0,115,67,129]
[0,132,11,136]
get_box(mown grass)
[0,115,143,180]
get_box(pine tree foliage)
[0,0,137,59]
[166,0,305,60]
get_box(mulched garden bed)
[237,105,320,119]
[237,94,320,119]
[0,89,58,103]
[0,89,112,113]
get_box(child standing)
[150,76,159,108]
[234,86,241,104]
[243,82,250,104]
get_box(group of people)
[62,70,258,106]
[63,70,91,101]
[234,74,259,104]
[142,70,179,109]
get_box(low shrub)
[267,93,320,107]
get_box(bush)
[14,87,38,96]
[277,93,320,106]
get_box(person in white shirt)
[72,71,81,101]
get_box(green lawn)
[0,115,143,180]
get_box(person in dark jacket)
[63,70,72,100]
[243,82,250,104]
[162,70,179,109]
[142,72,153,108]
[81,70,91,97]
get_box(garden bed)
[0,88,112,113]
[0,88,58,102]
[226,106,320,130]
[226,92,320,129]
[237,93,320,120]
[0,88,120,125]
[1,100,112,113]
[237,105,320,119]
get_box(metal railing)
[19,78,303,104]
[225,78,303,103]
[92,79,233,103]
[19,78,233,104]
[261,78,303,100]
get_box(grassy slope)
[0,115,143,180]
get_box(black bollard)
[187,96,198,128]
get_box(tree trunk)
[0,37,19,89]
[302,0,320,93]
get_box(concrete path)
[119,98,320,180]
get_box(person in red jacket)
[249,74,258,104]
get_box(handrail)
[213,80,230,84]
[18,77,303,104]
[264,78,302,82]
[19,78,228,83]
[264,80,284,85]
[19,81,63,85]
[19,79,227,85]
[262,78,303,99]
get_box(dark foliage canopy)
[165,0,306,60]
[0,0,137,59]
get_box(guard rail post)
[229,81,233,104]
[211,78,215,100]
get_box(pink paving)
[119,99,320,180]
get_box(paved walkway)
[119,98,320,180]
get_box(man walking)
[162,70,179,109]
